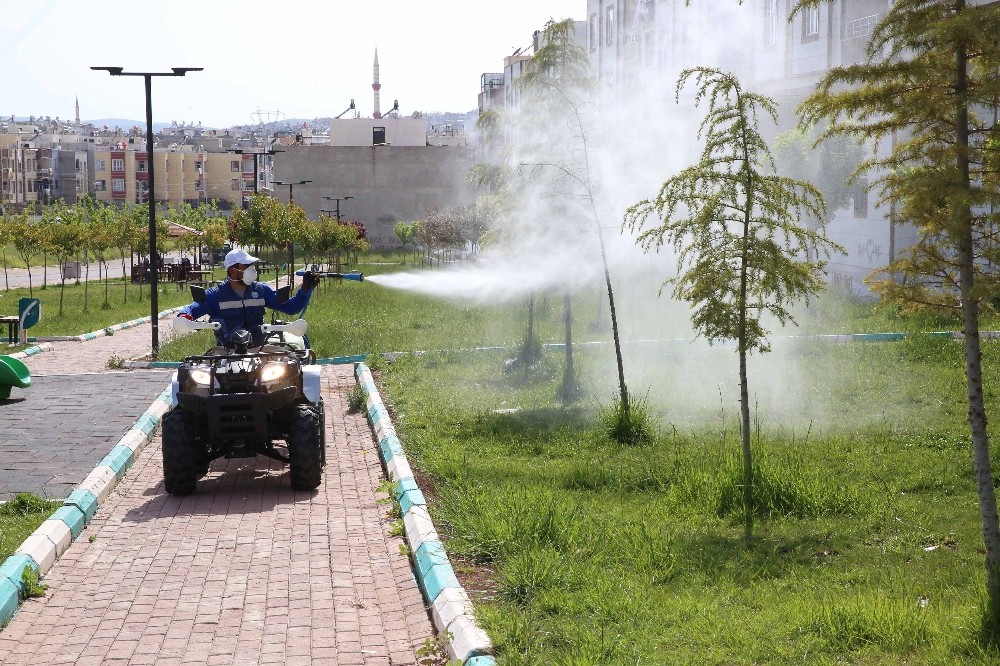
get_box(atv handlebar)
[173,318,221,335]
[260,318,308,337]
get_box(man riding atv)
[164,248,326,495]
[177,248,320,344]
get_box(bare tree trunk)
[561,290,576,402]
[84,259,90,312]
[739,91,755,545]
[955,31,1000,631]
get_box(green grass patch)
[145,260,1000,662]
[0,493,62,562]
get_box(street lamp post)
[321,195,353,221]
[272,180,311,286]
[91,66,202,357]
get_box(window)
[802,6,820,41]
[231,179,240,191]
[136,161,147,172]
[241,180,253,191]
[845,14,878,40]
[111,158,124,172]
[853,176,868,218]
[373,127,386,145]
[112,178,125,192]
[230,160,240,172]
[605,5,616,47]
[242,160,254,174]
[95,159,106,171]
[589,13,598,52]
[763,0,780,48]
[95,180,106,192]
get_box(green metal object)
[0,355,31,400]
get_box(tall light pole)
[272,180,311,286]
[91,66,202,357]
[322,195,353,221]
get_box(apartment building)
[93,143,273,209]
[577,0,911,295]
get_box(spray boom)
[305,271,364,282]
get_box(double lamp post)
[91,66,202,356]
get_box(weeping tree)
[794,0,1000,631]
[624,67,841,543]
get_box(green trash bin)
[0,355,31,400]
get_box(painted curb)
[355,362,494,663]
[0,382,174,629]
[7,342,54,360]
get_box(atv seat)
[0,355,31,400]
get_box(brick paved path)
[0,319,180,501]
[0,372,172,501]
[0,320,436,665]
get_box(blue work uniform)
[179,279,313,346]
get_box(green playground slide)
[0,355,31,400]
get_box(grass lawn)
[152,260,1000,662]
[0,495,62,563]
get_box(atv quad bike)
[164,287,326,495]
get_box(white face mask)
[240,266,258,284]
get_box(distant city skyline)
[1,0,582,128]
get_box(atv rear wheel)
[287,404,323,490]
[162,408,199,495]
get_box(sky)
[0,0,584,128]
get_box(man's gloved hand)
[302,272,320,290]
[177,313,194,321]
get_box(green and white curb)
[7,342,54,360]
[0,384,174,628]
[355,362,495,665]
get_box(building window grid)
[845,14,878,40]
[112,178,125,192]
[231,160,240,172]
[95,159,106,171]
[111,158,124,172]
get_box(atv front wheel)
[162,408,199,495]
[287,404,323,490]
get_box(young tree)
[393,221,417,264]
[624,67,840,542]
[0,211,13,291]
[794,0,1000,629]
[48,208,85,316]
[517,18,628,408]
[11,211,41,297]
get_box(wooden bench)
[0,315,19,343]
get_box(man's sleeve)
[179,300,208,319]
[268,285,313,316]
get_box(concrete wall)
[329,118,426,147]
[271,144,476,249]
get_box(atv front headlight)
[261,363,286,382]
[189,367,212,385]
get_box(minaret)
[372,48,381,119]
[75,96,80,124]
